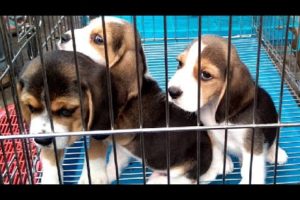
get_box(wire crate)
[1,16,300,184]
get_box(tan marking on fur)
[88,138,108,159]
[51,97,80,112]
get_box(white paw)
[199,170,218,184]
[106,164,118,184]
[147,174,168,184]
[78,171,108,184]
[267,147,288,165]
[217,156,234,175]
[239,178,265,185]
[41,173,61,184]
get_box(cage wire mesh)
[0,15,300,184]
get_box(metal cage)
[0,15,300,185]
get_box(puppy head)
[17,50,111,149]
[168,35,254,122]
[57,16,147,107]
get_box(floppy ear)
[289,27,299,50]
[16,79,31,124]
[215,60,255,123]
[110,32,147,109]
[85,89,94,131]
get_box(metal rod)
[101,15,119,184]
[196,15,202,184]
[2,121,300,141]
[0,82,23,183]
[0,16,34,185]
[0,140,12,184]
[273,15,290,185]
[163,15,170,185]
[69,16,91,185]
[133,16,146,185]
[249,16,263,185]
[222,15,232,184]
[34,16,62,184]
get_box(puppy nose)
[60,33,71,44]
[168,86,183,99]
[34,137,54,146]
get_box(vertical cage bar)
[273,15,290,185]
[163,15,170,185]
[0,82,23,183]
[101,15,119,184]
[0,140,12,184]
[249,16,263,185]
[133,16,146,184]
[196,16,202,184]
[0,16,35,185]
[42,16,49,51]
[222,15,232,184]
[34,16,63,184]
[69,16,92,185]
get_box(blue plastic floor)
[49,36,300,185]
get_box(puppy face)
[57,16,147,108]
[169,35,254,121]
[17,51,110,149]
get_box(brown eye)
[57,108,76,117]
[28,105,38,113]
[201,71,212,81]
[177,59,183,69]
[93,34,103,45]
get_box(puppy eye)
[177,60,183,69]
[93,34,103,45]
[57,108,76,117]
[28,105,37,113]
[201,71,213,81]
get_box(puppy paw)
[217,156,234,175]
[267,147,288,165]
[78,171,108,184]
[147,174,168,184]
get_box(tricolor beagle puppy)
[168,35,288,184]
[58,17,216,184]
[17,51,113,184]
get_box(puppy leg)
[200,142,233,184]
[106,144,131,183]
[40,148,64,184]
[147,172,194,184]
[239,149,266,184]
[267,142,288,165]
[78,138,108,184]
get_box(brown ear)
[85,89,94,131]
[289,27,299,50]
[215,60,255,123]
[16,80,31,124]
[110,36,147,109]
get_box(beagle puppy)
[168,35,288,184]
[17,50,113,184]
[58,17,216,184]
[57,16,148,184]
[57,16,147,110]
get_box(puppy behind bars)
[58,16,218,184]
[17,50,113,184]
[168,35,288,184]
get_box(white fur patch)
[57,16,125,65]
[78,156,108,184]
[40,154,63,184]
[30,110,69,150]
[168,41,206,112]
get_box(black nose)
[168,86,183,99]
[60,33,71,44]
[34,137,54,146]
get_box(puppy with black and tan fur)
[168,35,288,184]
[59,17,217,184]
[57,16,148,184]
[17,51,112,184]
